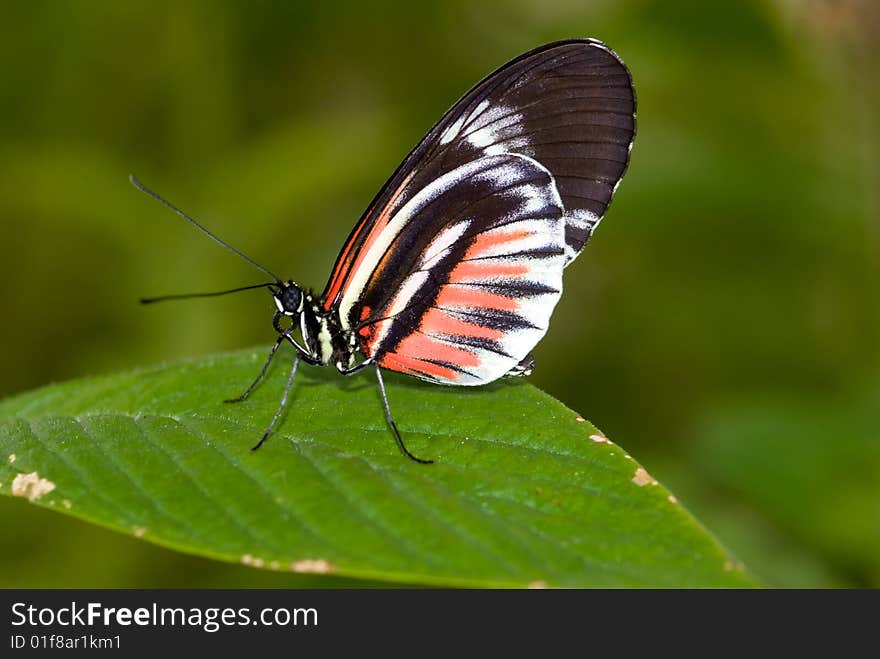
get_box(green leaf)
[0,348,753,587]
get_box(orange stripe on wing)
[435,285,519,312]
[321,172,414,311]
[379,352,461,382]
[419,308,504,341]
[358,316,389,357]
[395,332,481,368]
[465,228,533,259]
[321,209,373,311]
[450,260,529,282]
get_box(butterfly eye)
[276,284,302,316]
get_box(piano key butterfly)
[133,38,636,463]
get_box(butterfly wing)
[322,38,636,314]
[355,153,566,384]
[429,38,636,264]
[322,39,636,384]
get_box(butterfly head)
[271,280,305,337]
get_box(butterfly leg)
[336,358,374,377]
[374,364,433,464]
[251,353,301,451]
[225,335,286,403]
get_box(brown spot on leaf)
[11,472,56,501]
[8,454,16,463]
[534,487,543,496]
[290,559,335,574]
[61,499,72,509]
[590,434,609,444]
[631,467,656,487]
[134,527,146,538]
[723,561,734,572]
[575,416,585,422]
[528,580,548,589]
[667,494,678,504]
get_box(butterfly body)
[288,289,358,371]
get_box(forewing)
[321,38,635,314]
[434,39,636,262]
[354,154,566,385]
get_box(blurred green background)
[1,0,878,587]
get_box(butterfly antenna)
[140,281,278,305]
[130,174,282,283]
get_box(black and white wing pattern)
[427,39,636,264]
[355,153,566,384]
[321,39,636,385]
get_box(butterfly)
[133,38,636,463]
